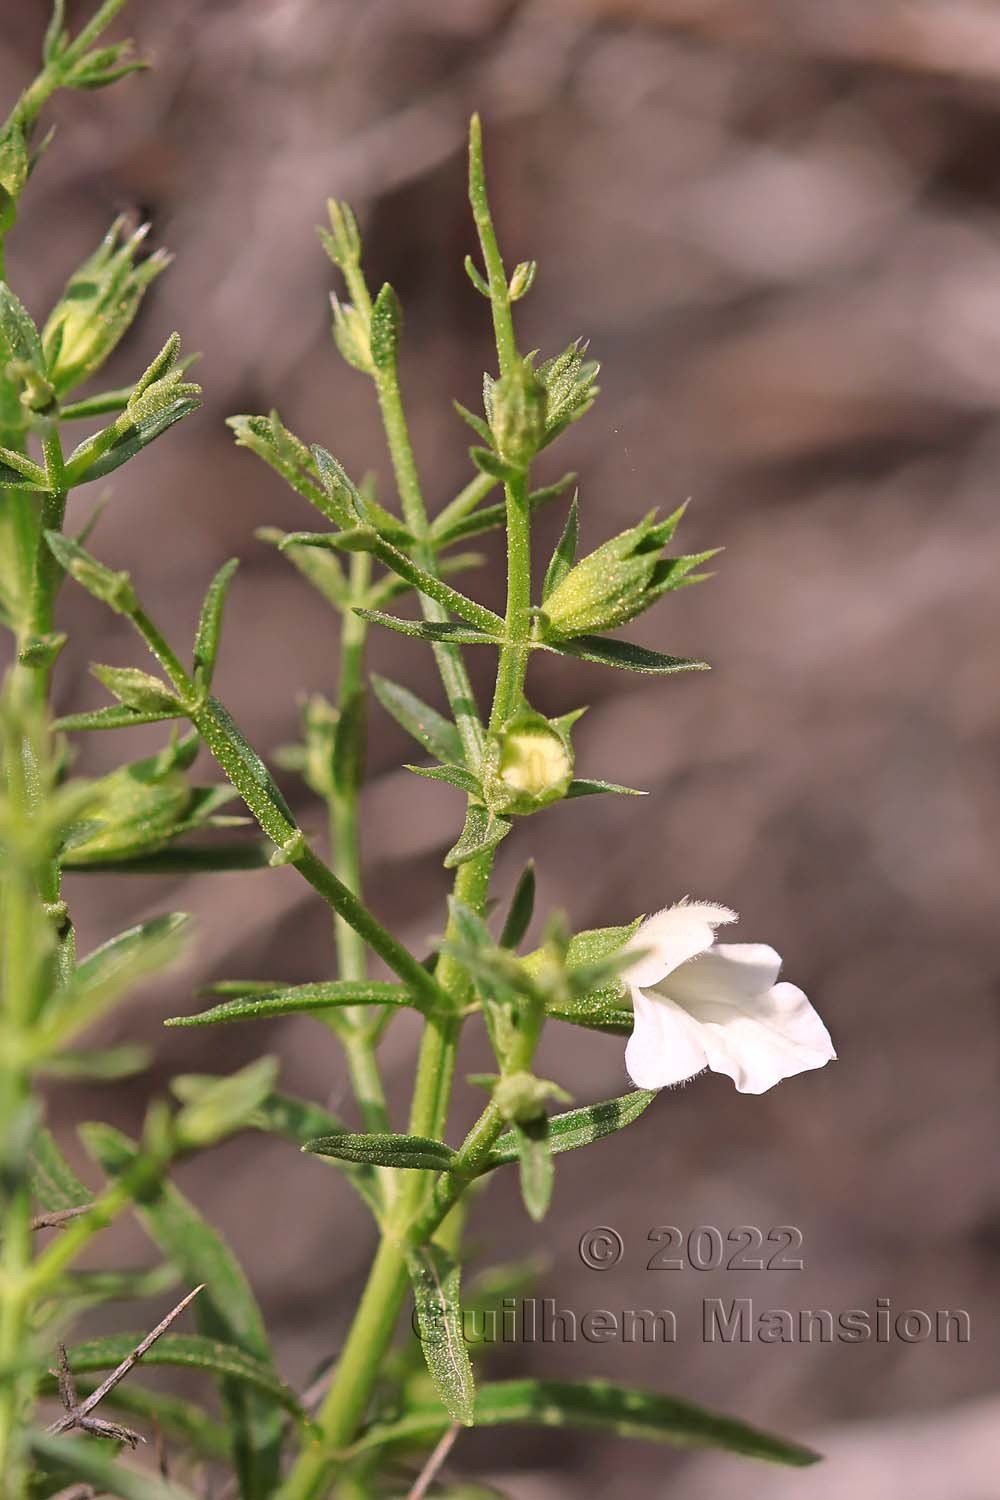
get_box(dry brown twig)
[47,1284,205,1445]
[31,1205,96,1233]
[404,1422,462,1500]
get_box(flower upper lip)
[622,901,835,1095]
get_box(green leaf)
[91,662,185,714]
[30,914,189,1051]
[486,1089,655,1169]
[305,1132,457,1171]
[53,1332,302,1416]
[371,675,463,765]
[543,634,708,675]
[332,687,367,798]
[58,744,221,869]
[44,531,137,614]
[542,494,578,602]
[514,1117,552,1222]
[165,979,411,1028]
[453,400,493,445]
[193,557,239,689]
[28,1126,91,1212]
[355,610,501,648]
[0,443,49,489]
[168,1080,380,1214]
[405,1242,476,1426]
[431,472,574,549]
[66,841,273,874]
[405,763,481,796]
[172,1057,279,1149]
[256,525,346,607]
[566,778,646,798]
[352,1379,820,1466]
[197,696,297,826]
[312,445,367,527]
[65,388,201,485]
[498,862,535,950]
[463,255,491,298]
[54,704,183,733]
[444,804,511,869]
[83,1125,286,1498]
[39,1044,151,1081]
[369,282,402,371]
[27,1432,197,1500]
[469,445,518,483]
[228,412,329,511]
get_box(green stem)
[341,259,485,769]
[16,0,133,129]
[327,553,392,1143]
[469,114,517,380]
[0,865,36,1497]
[278,854,492,1500]
[489,469,531,730]
[282,130,532,1497]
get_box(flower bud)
[489,361,547,467]
[541,508,713,638]
[483,708,573,816]
[42,217,170,397]
[493,1070,571,1124]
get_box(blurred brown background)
[4,1,1000,1495]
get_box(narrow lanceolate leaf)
[54,703,185,733]
[514,1118,553,1223]
[405,1242,476,1425]
[28,1126,91,1212]
[485,1090,656,1170]
[305,1132,457,1171]
[356,610,502,648]
[444,804,511,869]
[193,558,239,689]
[83,1125,286,1500]
[165,979,412,1028]
[67,841,273,874]
[91,663,185,714]
[371,675,464,765]
[332,687,367,798]
[542,495,579,602]
[27,1432,198,1500]
[541,634,708,676]
[196,696,297,827]
[172,1058,279,1149]
[0,444,49,489]
[39,1044,151,1081]
[351,1379,820,1467]
[566,779,646,798]
[405,763,481,796]
[431,472,574,549]
[30,914,189,1052]
[53,1332,303,1416]
[499,863,536,950]
[168,1081,380,1214]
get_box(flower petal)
[664,943,782,1008]
[623,901,737,989]
[624,985,711,1089]
[662,947,834,1095]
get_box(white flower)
[622,901,835,1095]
